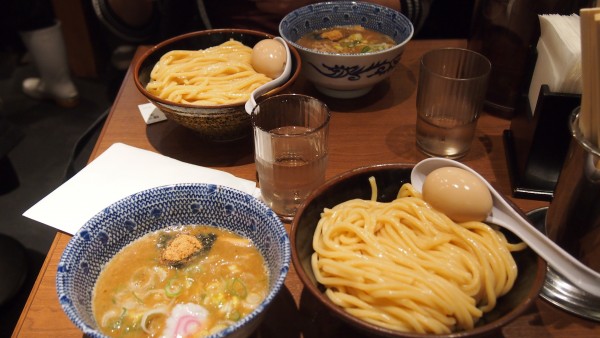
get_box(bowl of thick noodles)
[279,1,413,99]
[291,163,546,337]
[57,183,290,338]
[134,29,301,142]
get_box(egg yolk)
[422,167,493,223]
[251,39,287,79]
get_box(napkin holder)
[503,84,581,200]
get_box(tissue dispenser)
[503,85,581,200]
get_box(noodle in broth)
[93,225,269,337]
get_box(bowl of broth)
[291,163,546,337]
[279,1,413,99]
[57,183,290,338]
[134,29,301,142]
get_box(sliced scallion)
[226,278,247,298]
[165,277,184,298]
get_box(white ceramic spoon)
[411,157,600,297]
[245,37,292,114]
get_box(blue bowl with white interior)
[56,183,290,338]
[279,1,413,98]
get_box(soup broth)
[297,25,395,54]
[92,225,269,337]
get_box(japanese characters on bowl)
[279,1,414,99]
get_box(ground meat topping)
[162,234,202,265]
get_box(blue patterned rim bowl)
[279,1,413,99]
[56,183,290,338]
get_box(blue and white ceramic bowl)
[56,183,290,338]
[279,1,413,98]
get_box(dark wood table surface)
[13,39,599,337]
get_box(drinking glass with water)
[415,48,491,159]
[252,94,330,221]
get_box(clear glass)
[415,48,491,159]
[252,94,330,222]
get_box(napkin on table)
[528,14,582,114]
[23,143,260,235]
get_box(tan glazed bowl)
[134,29,302,142]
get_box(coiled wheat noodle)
[311,178,527,334]
[146,39,272,105]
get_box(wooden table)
[13,39,599,337]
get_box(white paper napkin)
[528,14,582,114]
[23,143,260,235]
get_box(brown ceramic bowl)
[134,29,301,142]
[291,163,547,337]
